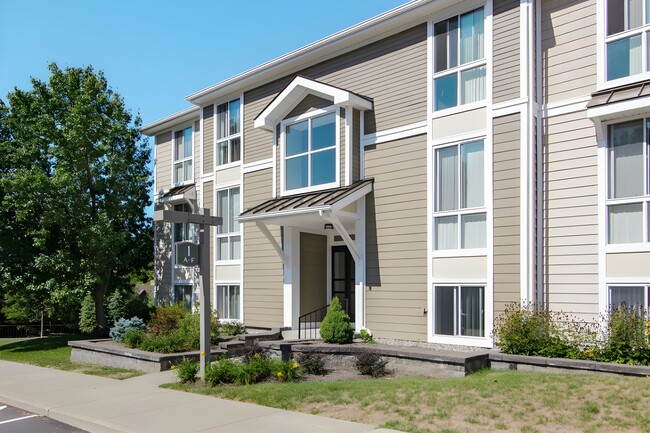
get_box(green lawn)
[164,369,650,433]
[0,335,142,380]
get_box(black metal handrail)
[298,304,329,339]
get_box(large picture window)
[606,0,650,82]
[433,140,486,250]
[216,284,240,320]
[433,7,485,111]
[284,111,337,192]
[606,119,649,245]
[216,99,241,166]
[173,126,193,185]
[435,285,484,337]
[216,187,241,261]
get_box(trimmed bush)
[221,322,246,337]
[122,328,146,348]
[175,357,199,383]
[319,297,354,344]
[148,304,186,337]
[109,317,146,343]
[296,352,327,375]
[355,353,389,377]
[138,332,188,353]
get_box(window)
[173,127,193,185]
[435,285,484,337]
[174,284,193,309]
[216,284,240,320]
[216,187,241,260]
[433,7,485,111]
[284,110,337,192]
[605,0,650,81]
[609,285,650,313]
[216,99,241,166]
[433,140,486,250]
[173,204,195,243]
[606,120,650,245]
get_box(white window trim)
[431,6,488,114]
[280,106,340,196]
[215,99,242,168]
[215,186,242,264]
[603,118,650,252]
[431,283,490,347]
[432,139,488,254]
[214,282,242,322]
[598,0,650,89]
[171,123,195,187]
[606,283,650,310]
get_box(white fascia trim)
[543,96,590,118]
[254,76,373,130]
[236,206,330,223]
[200,174,215,181]
[587,96,650,122]
[242,158,273,174]
[330,182,374,213]
[492,97,528,117]
[141,106,200,136]
[362,120,428,146]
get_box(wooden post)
[198,213,211,380]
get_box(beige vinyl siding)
[352,109,361,182]
[493,0,520,103]
[493,114,521,315]
[340,107,346,185]
[203,181,214,292]
[299,233,328,315]
[155,132,172,192]
[284,94,332,119]
[542,110,598,318]
[242,168,284,327]
[365,134,427,340]
[203,105,214,174]
[541,0,596,104]
[243,24,428,165]
[154,214,173,305]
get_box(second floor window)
[607,119,649,245]
[284,110,336,192]
[174,203,195,243]
[433,7,485,111]
[606,0,650,81]
[216,187,241,260]
[174,127,193,185]
[217,99,241,166]
[434,140,486,250]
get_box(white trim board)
[362,121,427,147]
[242,158,273,174]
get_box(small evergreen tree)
[319,297,354,344]
[79,292,97,334]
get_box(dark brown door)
[331,246,355,322]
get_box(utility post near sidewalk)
[153,207,222,379]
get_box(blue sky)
[0,0,406,129]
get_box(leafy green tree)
[0,63,152,333]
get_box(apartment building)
[141,0,650,348]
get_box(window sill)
[215,260,242,266]
[432,101,487,119]
[432,248,487,258]
[431,334,492,348]
[216,161,242,171]
[598,71,650,92]
[605,244,650,254]
[281,181,339,197]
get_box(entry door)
[332,246,355,322]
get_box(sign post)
[153,208,221,379]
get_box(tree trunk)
[92,283,108,336]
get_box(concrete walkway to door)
[0,360,399,433]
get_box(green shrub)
[204,358,239,386]
[106,290,128,327]
[598,308,650,365]
[109,317,146,342]
[79,292,97,334]
[319,297,354,344]
[148,304,187,337]
[296,352,327,375]
[270,358,302,382]
[139,333,188,353]
[175,357,199,383]
[355,353,389,377]
[122,328,146,348]
[221,322,246,336]
[236,356,271,385]
[359,329,376,344]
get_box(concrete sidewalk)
[0,361,398,433]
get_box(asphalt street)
[0,403,88,433]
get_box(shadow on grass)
[0,334,88,353]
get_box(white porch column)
[283,226,301,329]
[354,197,366,332]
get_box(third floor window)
[217,99,241,166]
[606,0,650,81]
